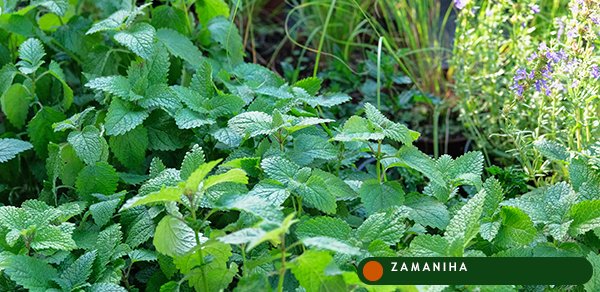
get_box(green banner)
[358,257,592,285]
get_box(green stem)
[277,234,287,292]
[188,194,209,292]
[433,105,441,158]
[313,0,337,77]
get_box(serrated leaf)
[229,111,277,138]
[86,10,129,34]
[302,236,360,255]
[33,0,69,16]
[125,186,182,209]
[356,207,408,245]
[247,180,290,206]
[54,250,96,291]
[207,94,245,117]
[185,159,221,191]
[172,85,209,113]
[16,38,45,74]
[153,215,202,257]
[75,162,119,199]
[569,200,600,236]
[157,28,202,67]
[207,17,244,66]
[31,224,77,250]
[126,211,155,248]
[333,116,384,142]
[294,172,337,214]
[0,138,33,163]
[212,127,242,148]
[114,23,156,59]
[359,179,405,215]
[307,92,351,107]
[296,216,352,241]
[293,77,321,96]
[129,249,157,262]
[27,107,66,158]
[289,250,346,292]
[1,83,32,129]
[67,125,109,165]
[364,103,419,144]
[180,145,205,180]
[405,193,449,229]
[105,99,149,136]
[196,0,230,26]
[216,193,283,224]
[174,108,215,129]
[445,189,487,254]
[585,252,600,292]
[90,199,120,227]
[534,139,569,161]
[494,206,536,248]
[3,255,57,291]
[85,76,131,99]
[407,234,449,256]
[290,134,337,165]
[89,283,127,292]
[203,169,248,190]
[48,61,73,109]
[261,156,299,184]
[109,125,148,170]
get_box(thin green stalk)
[277,235,287,292]
[313,0,337,77]
[433,105,441,158]
[376,37,383,109]
[188,194,209,292]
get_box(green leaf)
[1,83,32,129]
[129,249,157,263]
[395,145,445,187]
[94,224,123,272]
[196,0,230,26]
[364,103,419,144]
[54,250,96,291]
[445,189,487,255]
[359,179,405,215]
[32,224,77,250]
[247,180,290,206]
[207,17,244,66]
[0,64,17,96]
[185,159,222,191]
[105,99,150,136]
[294,172,337,214]
[494,206,536,248]
[48,61,73,109]
[172,85,208,113]
[207,93,245,117]
[32,0,69,16]
[216,193,283,224]
[85,76,131,100]
[333,116,384,142]
[27,107,66,158]
[304,92,351,108]
[290,134,337,165]
[0,138,33,163]
[184,240,236,291]
[146,112,185,151]
[180,145,205,180]
[190,60,216,98]
[153,215,202,257]
[126,210,155,248]
[203,169,248,190]
[569,200,600,236]
[114,23,156,59]
[503,182,576,240]
[67,125,109,165]
[109,125,148,170]
[229,111,277,138]
[16,38,45,74]
[3,255,57,291]
[356,207,408,245]
[86,10,130,34]
[89,283,127,292]
[125,186,182,209]
[75,162,119,199]
[89,199,120,227]
[289,250,346,292]
[407,234,449,256]
[585,252,600,292]
[296,216,352,241]
[261,156,299,184]
[174,108,215,129]
[404,193,449,230]
[157,28,203,67]
[302,236,360,255]
[293,77,321,96]
[534,139,569,161]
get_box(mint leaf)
[67,125,109,165]
[105,99,149,136]
[0,138,33,163]
[114,23,156,59]
[16,38,45,74]
[359,179,405,215]
[1,83,32,129]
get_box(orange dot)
[363,260,384,282]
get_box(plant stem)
[313,0,337,77]
[277,234,287,292]
[433,105,441,158]
[188,194,209,292]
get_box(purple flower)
[515,68,528,81]
[511,82,525,96]
[527,52,538,62]
[531,4,540,14]
[454,0,467,9]
[538,42,548,52]
[591,65,600,78]
[592,16,600,25]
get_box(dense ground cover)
[0,0,599,291]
